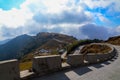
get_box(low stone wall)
[0,44,116,80]
[32,55,61,75]
[68,44,116,64]
[96,54,108,62]
[84,54,97,64]
[109,48,116,58]
[84,44,116,64]
[67,54,84,67]
[0,59,20,80]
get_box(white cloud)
[42,0,69,13]
[0,0,90,28]
[0,8,33,28]
[80,0,120,12]
[0,0,120,40]
[115,26,120,33]
[113,0,120,11]
[80,0,111,9]
[96,13,111,24]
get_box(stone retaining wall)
[0,59,20,80]
[84,44,116,64]
[67,44,116,64]
[84,54,97,64]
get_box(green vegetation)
[80,44,111,55]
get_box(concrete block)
[110,48,116,57]
[67,54,84,66]
[0,59,20,80]
[104,54,110,60]
[32,55,61,74]
[85,54,97,64]
[97,54,106,62]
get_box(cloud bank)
[0,0,120,40]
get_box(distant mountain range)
[0,39,11,45]
[0,32,77,61]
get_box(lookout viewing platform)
[0,43,119,80]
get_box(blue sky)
[0,0,25,10]
[0,0,120,40]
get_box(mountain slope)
[106,36,120,45]
[0,34,36,60]
[0,39,11,45]
[0,32,77,61]
[35,32,76,49]
[39,39,66,49]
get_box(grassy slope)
[107,36,120,45]
[80,44,111,55]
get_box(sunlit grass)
[81,44,111,55]
[19,61,32,71]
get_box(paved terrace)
[32,45,120,80]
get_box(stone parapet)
[84,44,116,64]
[84,54,97,64]
[67,54,84,67]
[32,55,61,75]
[0,59,20,80]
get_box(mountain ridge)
[0,32,77,61]
[0,39,11,45]
[106,36,120,45]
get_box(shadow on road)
[92,64,104,69]
[102,61,111,65]
[72,67,92,76]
